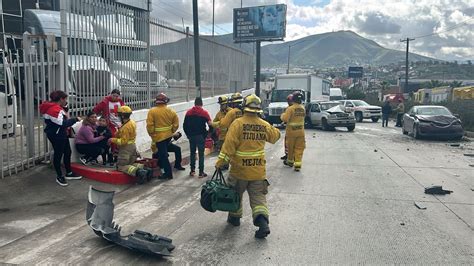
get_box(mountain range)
[212,30,435,68]
[152,30,436,68]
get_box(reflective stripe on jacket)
[219,113,280,181]
[280,103,305,137]
[111,120,136,146]
[146,104,179,142]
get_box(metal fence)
[0,0,254,177]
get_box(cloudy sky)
[151,0,474,61]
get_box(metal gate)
[0,33,61,177]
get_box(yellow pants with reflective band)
[227,175,269,223]
[117,144,144,176]
[286,136,306,168]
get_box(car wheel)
[402,126,408,135]
[305,117,314,129]
[413,124,421,139]
[355,112,363,122]
[371,117,379,123]
[322,118,330,131]
[347,125,355,132]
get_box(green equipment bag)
[200,169,240,213]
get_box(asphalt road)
[0,122,472,264]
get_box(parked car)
[306,101,356,131]
[340,100,382,122]
[402,105,464,140]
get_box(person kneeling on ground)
[151,131,185,171]
[183,97,212,178]
[109,106,152,184]
[75,111,106,165]
[96,117,114,166]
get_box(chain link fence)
[0,0,253,177]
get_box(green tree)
[346,88,366,100]
[449,80,463,88]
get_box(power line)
[412,17,474,39]
[154,1,231,35]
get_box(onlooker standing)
[146,93,179,179]
[381,100,392,127]
[183,97,212,178]
[75,111,105,165]
[39,90,82,186]
[395,99,405,127]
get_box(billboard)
[233,4,287,43]
[348,66,363,78]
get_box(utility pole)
[192,0,201,97]
[400,38,414,94]
[286,40,306,74]
[256,41,261,96]
[211,0,215,96]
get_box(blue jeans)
[189,135,205,173]
[382,114,389,127]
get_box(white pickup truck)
[339,100,382,122]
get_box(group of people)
[381,99,405,127]
[39,89,215,186]
[212,91,306,238]
[39,88,306,239]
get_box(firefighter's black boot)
[227,215,241,226]
[136,169,148,185]
[280,154,287,160]
[144,167,153,182]
[254,215,270,239]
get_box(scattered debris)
[424,186,453,195]
[464,153,474,157]
[374,149,378,152]
[469,164,474,168]
[380,157,384,159]
[86,186,175,256]
[414,202,427,210]
[400,222,405,226]
[453,174,460,177]
[407,148,410,151]
[450,143,460,147]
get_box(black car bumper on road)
[418,123,464,139]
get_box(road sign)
[348,66,363,78]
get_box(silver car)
[306,101,356,131]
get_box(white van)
[330,88,343,101]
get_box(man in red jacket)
[93,89,124,156]
[93,89,124,137]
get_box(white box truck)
[264,74,330,124]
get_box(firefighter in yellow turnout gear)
[216,94,280,239]
[212,96,232,151]
[219,92,243,130]
[280,91,306,171]
[146,93,179,179]
[110,106,151,184]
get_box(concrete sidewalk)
[0,139,201,248]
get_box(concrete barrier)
[71,88,255,162]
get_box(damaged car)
[306,101,356,131]
[86,186,175,256]
[402,105,464,140]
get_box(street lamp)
[287,39,307,74]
